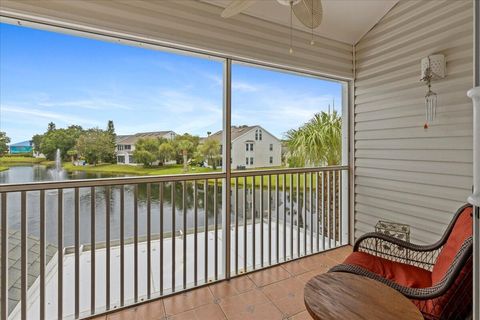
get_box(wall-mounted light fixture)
[420,54,446,128]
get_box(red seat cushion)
[431,206,473,284]
[344,251,432,288]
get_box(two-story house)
[206,125,282,169]
[116,131,176,165]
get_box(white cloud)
[38,98,132,110]
[1,104,102,127]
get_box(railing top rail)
[0,165,349,192]
[231,165,348,177]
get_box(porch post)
[223,58,232,279]
[467,86,479,320]
[469,1,479,318]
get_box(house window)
[255,130,258,140]
[259,130,262,140]
[269,156,273,164]
[125,145,131,150]
[128,155,135,163]
[117,145,124,151]
[245,144,249,151]
[220,144,223,153]
[250,143,253,151]
[269,143,273,151]
[117,155,125,163]
[250,157,254,165]
[246,157,249,165]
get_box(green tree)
[133,138,160,166]
[0,132,11,155]
[173,134,199,169]
[39,125,83,160]
[76,129,112,165]
[285,111,342,167]
[158,141,175,166]
[32,134,43,154]
[104,120,116,163]
[47,122,56,132]
[67,149,78,164]
[197,139,221,169]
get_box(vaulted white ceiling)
[202,0,399,44]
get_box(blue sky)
[0,22,343,143]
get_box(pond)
[1,165,304,247]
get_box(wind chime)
[420,54,446,129]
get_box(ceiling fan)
[220,0,323,52]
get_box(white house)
[207,125,282,169]
[116,131,176,165]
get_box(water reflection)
[1,165,305,247]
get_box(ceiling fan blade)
[220,0,257,18]
[293,0,323,29]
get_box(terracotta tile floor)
[90,245,352,320]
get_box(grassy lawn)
[0,166,8,172]
[0,156,53,165]
[62,163,220,176]
[63,163,341,189]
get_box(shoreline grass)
[0,166,8,172]
[0,156,54,166]
[62,162,220,176]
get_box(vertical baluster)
[268,175,272,266]
[214,179,218,280]
[235,177,239,275]
[252,176,256,269]
[39,190,45,319]
[339,170,343,245]
[147,183,152,298]
[283,174,287,262]
[105,186,110,310]
[119,186,124,306]
[333,171,337,248]
[327,171,331,249]
[159,183,164,295]
[57,189,63,319]
[182,181,187,290]
[204,180,208,283]
[171,182,176,292]
[296,173,300,257]
[1,193,7,320]
[243,177,247,272]
[260,175,264,267]
[193,181,198,286]
[21,191,27,320]
[74,188,81,317]
[303,173,307,256]
[290,174,293,260]
[134,185,138,301]
[310,173,314,254]
[91,187,96,313]
[275,175,279,263]
[316,173,320,252]
[321,172,325,251]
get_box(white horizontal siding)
[0,0,353,79]
[354,0,474,244]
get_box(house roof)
[206,125,279,143]
[9,140,32,147]
[117,131,175,145]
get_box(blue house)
[9,140,33,154]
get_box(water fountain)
[48,148,66,180]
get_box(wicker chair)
[330,204,473,320]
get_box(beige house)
[116,131,176,165]
[207,125,282,169]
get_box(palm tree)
[285,111,341,167]
[177,139,194,172]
